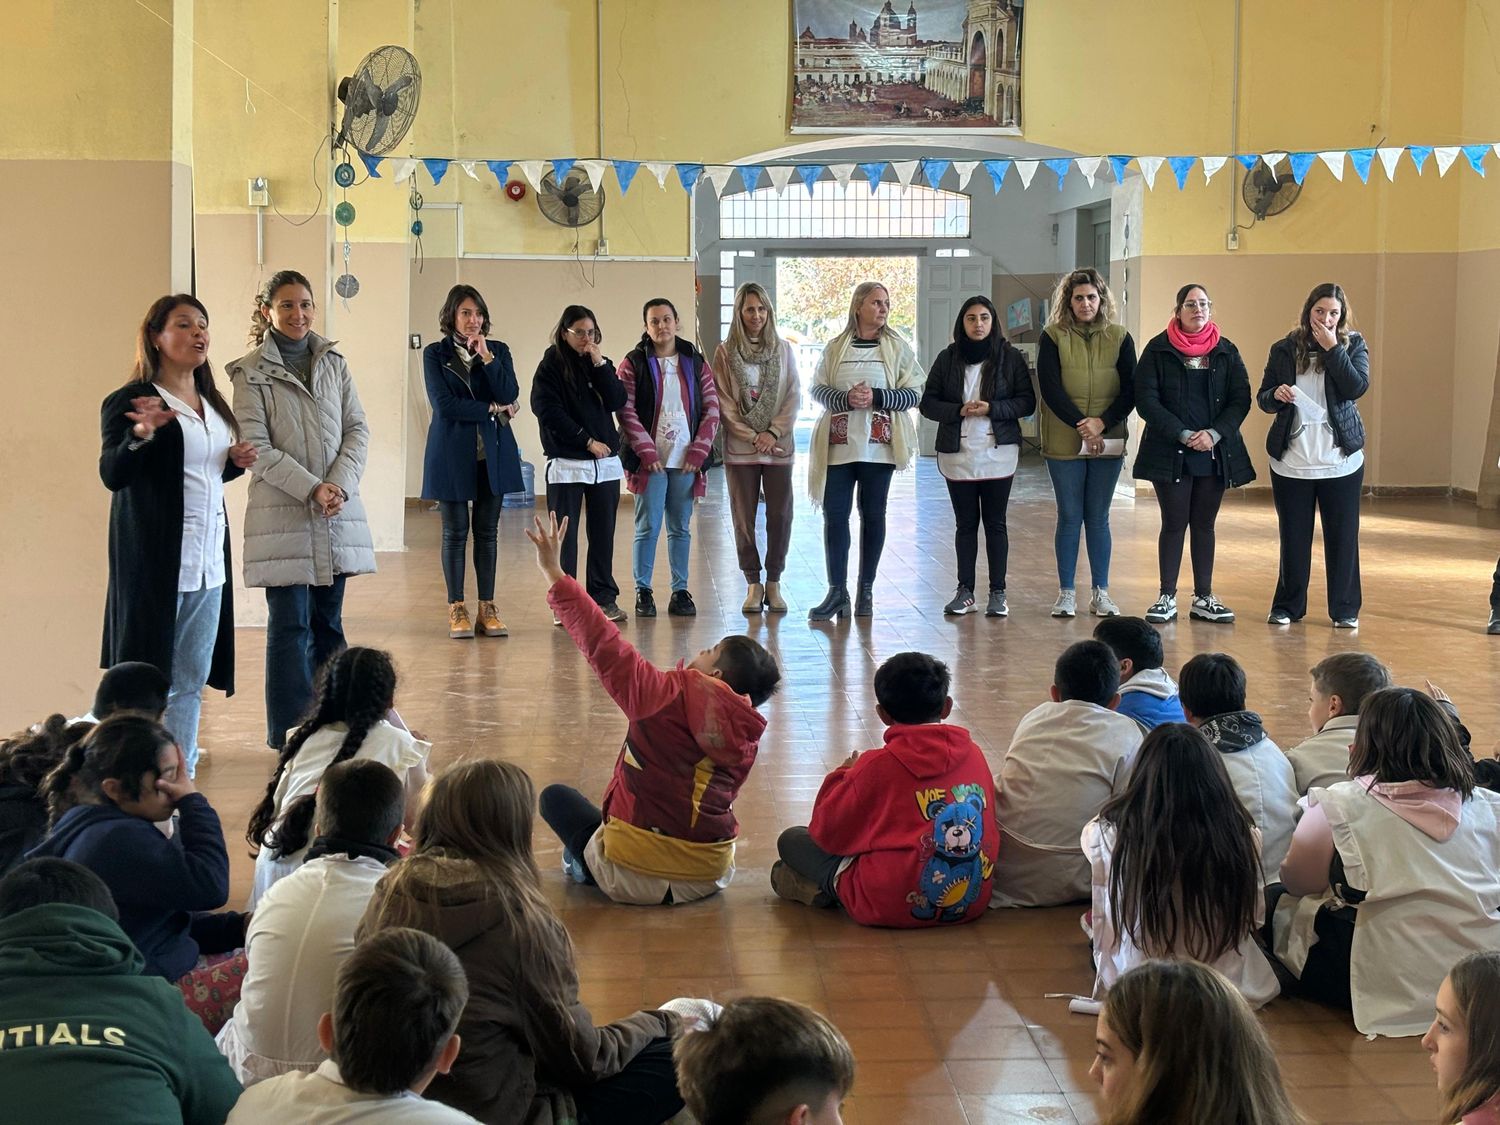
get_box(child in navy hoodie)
[773,652,999,926]
[1093,616,1185,731]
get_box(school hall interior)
[5,1,1500,1121]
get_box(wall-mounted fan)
[335,45,422,155]
[536,170,606,229]
[1241,163,1301,221]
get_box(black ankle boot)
[854,583,874,617]
[807,585,850,622]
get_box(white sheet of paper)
[1291,385,1328,424]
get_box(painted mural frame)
[790,0,1024,135]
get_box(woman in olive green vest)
[1036,268,1138,618]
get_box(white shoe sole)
[945,604,978,615]
[1190,610,1236,622]
[1051,607,1076,618]
[1145,612,1177,623]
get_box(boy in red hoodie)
[526,514,781,906]
[772,653,999,926]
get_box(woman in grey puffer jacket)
[229,269,375,748]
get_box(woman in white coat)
[229,270,375,749]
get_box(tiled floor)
[195,452,1500,1123]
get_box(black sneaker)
[635,588,656,617]
[600,602,628,623]
[668,590,697,616]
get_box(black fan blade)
[365,112,390,153]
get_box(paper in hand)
[1291,385,1327,424]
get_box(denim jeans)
[1046,457,1122,590]
[163,583,223,778]
[438,466,503,602]
[632,468,696,592]
[822,461,896,588]
[263,577,347,748]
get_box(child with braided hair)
[246,647,430,908]
[1,714,94,875]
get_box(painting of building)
[791,0,1023,133]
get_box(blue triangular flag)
[358,151,383,178]
[613,160,640,193]
[920,158,951,189]
[739,165,763,192]
[1043,158,1071,189]
[1347,149,1375,184]
[1462,144,1488,176]
[858,161,886,191]
[1235,154,1259,171]
[1167,156,1195,190]
[675,163,703,192]
[423,158,450,185]
[797,165,823,194]
[1288,152,1317,185]
[551,159,576,182]
[982,159,1010,191]
[485,160,511,186]
[1408,145,1433,174]
[1108,155,1131,184]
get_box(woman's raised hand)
[125,395,176,440]
[1310,321,1338,351]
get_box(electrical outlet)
[1226,229,1240,251]
[248,177,270,207]
[596,238,609,256]
[409,333,422,350]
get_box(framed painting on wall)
[790,0,1024,134]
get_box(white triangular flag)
[828,163,856,188]
[1494,144,1500,161]
[645,162,672,189]
[703,166,737,198]
[766,165,796,194]
[1014,160,1039,189]
[1261,152,1287,179]
[1434,146,1460,176]
[578,160,610,191]
[1377,147,1403,181]
[1316,151,1345,181]
[952,161,979,189]
[391,159,419,183]
[891,160,918,189]
[1074,156,1103,187]
[457,161,479,180]
[1136,156,1164,190]
[517,160,547,192]
[1201,155,1228,184]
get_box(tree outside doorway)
[775,255,919,349]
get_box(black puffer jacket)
[1257,331,1369,460]
[530,345,626,462]
[920,339,1036,453]
[1131,332,1256,487]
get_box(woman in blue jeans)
[1035,268,1137,618]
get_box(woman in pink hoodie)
[1270,688,1500,1037]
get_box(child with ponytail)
[1,714,93,874]
[245,646,429,908]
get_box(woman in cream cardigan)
[806,281,924,621]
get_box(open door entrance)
[917,254,993,454]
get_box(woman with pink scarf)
[1131,284,1255,625]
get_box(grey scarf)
[724,335,784,433]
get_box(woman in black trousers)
[1257,282,1369,629]
[920,296,1035,617]
[1132,284,1255,624]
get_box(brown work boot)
[448,601,475,639]
[475,600,508,636]
[770,860,834,908]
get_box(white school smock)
[156,384,232,592]
[937,362,1020,482]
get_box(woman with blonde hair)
[806,281,924,621]
[1091,960,1305,1125]
[1037,268,1137,619]
[712,283,801,615]
[1424,951,1500,1124]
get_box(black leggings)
[538,784,602,885]
[945,476,1014,592]
[822,461,896,588]
[437,464,502,602]
[1152,474,1225,596]
[575,1036,685,1125]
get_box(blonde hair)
[724,282,782,359]
[839,281,895,343]
[1047,268,1118,329]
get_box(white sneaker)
[1145,594,1177,623]
[1051,589,1077,618]
[1190,594,1236,622]
[1090,588,1121,617]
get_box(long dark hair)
[950,295,1007,398]
[1098,724,1260,963]
[0,715,93,792]
[1292,282,1353,374]
[40,715,176,827]
[249,269,315,347]
[245,647,398,858]
[438,284,490,338]
[1346,687,1474,797]
[134,294,239,438]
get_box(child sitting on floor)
[527,513,781,906]
[674,996,855,1125]
[1423,951,1500,1125]
[71,660,170,726]
[1,715,94,875]
[772,652,998,926]
[1092,616,1185,730]
[1286,652,1391,795]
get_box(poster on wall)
[791,0,1024,134]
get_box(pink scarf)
[1166,318,1220,357]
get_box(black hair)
[1175,282,1211,311]
[874,652,951,724]
[1092,617,1165,674]
[316,759,405,846]
[714,636,782,708]
[438,284,491,338]
[40,715,177,826]
[642,296,679,322]
[0,715,92,792]
[250,269,315,346]
[551,304,602,358]
[1179,653,1247,719]
[92,661,170,721]
[246,647,398,859]
[1054,641,1121,707]
[0,857,119,921]
[950,295,1009,383]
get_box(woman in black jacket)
[1132,284,1254,625]
[920,296,1036,616]
[1256,282,1369,628]
[529,305,628,623]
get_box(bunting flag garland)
[1349,149,1375,183]
[1434,146,1460,177]
[829,162,857,188]
[485,160,511,186]
[1377,147,1403,181]
[551,158,576,182]
[516,160,547,192]
[740,165,764,192]
[1075,156,1103,188]
[578,159,609,191]
[952,160,979,189]
[675,163,703,193]
[1463,144,1489,176]
[1108,155,1132,184]
[646,161,672,189]
[1014,160,1039,189]
[797,164,823,194]
[1317,151,1346,182]
[1287,152,1317,185]
[612,160,640,193]
[457,161,480,181]
[983,159,1010,191]
[358,151,383,178]
[1200,156,1228,184]
[422,158,449,185]
[703,165,737,198]
[920,158,950,190]
[1136,155,1164,190]
[766,165,796,194]
[858,161,886,191]
[1043,157,1071,189]
[891,160,919,189]
[1167,156,1194,190]
[1408,145,1434,174]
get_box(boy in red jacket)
[526,514,781,906]
[772,652,998,926]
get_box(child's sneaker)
[1051,589,1077,618]
[561,848,588,885]
[1145,593,1177,623]
[985,589,1009,617]
[943,585,977,615]
[1190,594,1235,622]
[770,861,833,908]
[1089,587,1121,616]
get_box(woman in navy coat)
[422,284,523,638]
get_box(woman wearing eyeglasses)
[529,306,628,623]
[1132,284,1255,624]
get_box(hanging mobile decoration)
[329,142,360,306]
[409,184,425,273]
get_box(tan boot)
[448,601,475,639]
[741,582,765,615]
[475,600,509,637]
[764,581,787,613]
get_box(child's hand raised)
[155,744,198,805]
[841,750,861,769]
[525,512,570,585]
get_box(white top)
[156,384,232,593]
[1216,735,1299,883]
[218,854,389,1085]
[653,355,691,470]
[582,822,731,906]
[227,1060,482,1123]
[545,455,623,485]
[937,362,1020,482]
[829,346,895,466]
[1286,715,1360,795]
[1270,366,1364,479]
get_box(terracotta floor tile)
[944,1057,1060,1094]
[843,1093,967,1124]
[958,1092,1083,1123]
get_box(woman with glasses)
[529,306,628,623]
[1133,284,1255,624]
[1257,282,1369,629]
